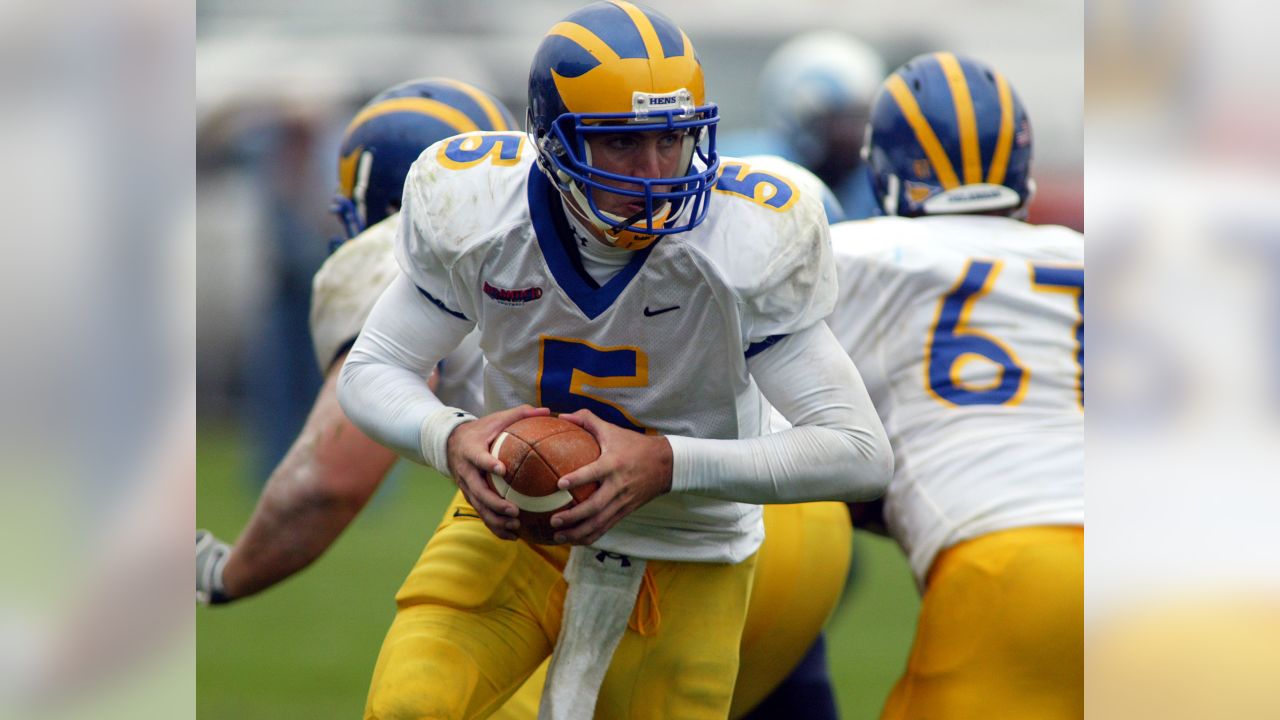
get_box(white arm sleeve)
[336,271,477,473]
[666,322,892,503]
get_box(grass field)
[196,425,920,719]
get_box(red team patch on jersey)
[483,281,543,306]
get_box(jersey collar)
[528,164,655,320]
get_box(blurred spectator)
[235,108,336,481]
[721,31,886,219]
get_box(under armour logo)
[595,550,632,567]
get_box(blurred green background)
[197,426,919,719]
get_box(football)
[488,416,601,544]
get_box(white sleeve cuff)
[418,406,478,478]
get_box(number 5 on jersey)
[538,337,649,433]
[438,134,524,169]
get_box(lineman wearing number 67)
[829,52,1083,720]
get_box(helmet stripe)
[884,74,961,189]
[337,146,361,197]
[638,6,689,59]
[547,21,621,63]
[343,98,479,142]
[987,71,1015,185]
[935,52,982,185]
[435,78,511,131]
[611,0,665,61]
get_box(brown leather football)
[488,416,600,544]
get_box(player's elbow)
[335,352,369,429]
[838,425,894,502]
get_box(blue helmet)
[332,78,517,240]
[527,0,719,250]
[865,52,1034,217]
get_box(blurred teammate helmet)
[527,0,719,250]
[332,78,517,240]
[865,52,1034,217]
[759,32,885,181]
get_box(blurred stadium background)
[11,0,1280,717]
[196,1,1080,717]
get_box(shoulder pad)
[310,217,399,371]
[399,131,535,265]
[693,162,837,341]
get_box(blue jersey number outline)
[538,336,649,433]
[437,133,524,169]
[1031,264,1085,408]
[924,259,1029,406]
[714,161,799,211]
[925,259,1084,408]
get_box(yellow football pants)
[489,501,852,720]
[882,525,1084,720]
[364,492,759,720]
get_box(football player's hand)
[196,530,232,605]
[446,404,551,540]
[550,409,673,546]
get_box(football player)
[196,77,510,607]
[336,2,892,718]
[196,76,857,719]
[828,53,1083,718]
[755,31,886,219]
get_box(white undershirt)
[564,208,632,286]
[337,272,892,504]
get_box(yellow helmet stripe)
[935,52,981,185]
[547,21,620,63]
[343,97,479,142]
[610,0,666,60]
[987,71,1015,185]
[434,78,510,131]
[337,147,361,196]
[884,74,961,190]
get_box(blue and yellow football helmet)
[332,78,517,241]
[865,52,1034,217]
[527,0,719,250]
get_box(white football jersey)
[396,132,836,563]
[309,215,485,416]
[828,215,1083,585]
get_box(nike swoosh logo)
[452,508,481,519]
[643,305,680,317]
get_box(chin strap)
[609,207,649,234]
